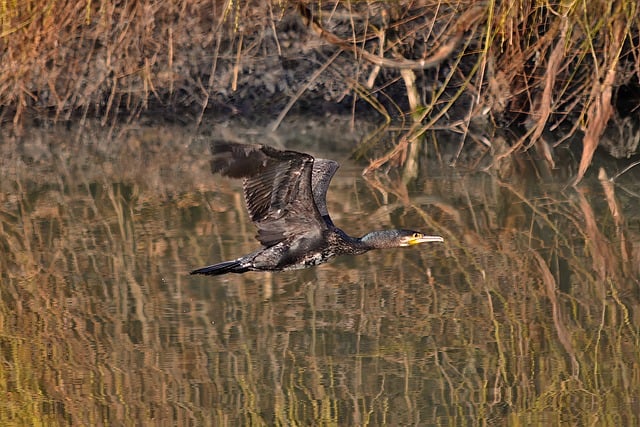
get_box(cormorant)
[191,142,443,276]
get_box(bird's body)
[191,142,443,276]
[195,228,364,275]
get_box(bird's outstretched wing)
[210,142,331,247]
[311,159,339,227]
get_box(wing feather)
[311,159,339,226]
[210,141,331,247]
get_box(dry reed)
[1,1,639,181]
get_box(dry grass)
[316,0,640,182]
[0,1,639,177]
[0,0,253,125]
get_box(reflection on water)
[1,121,639,425]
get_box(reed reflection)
[0,123,638,425]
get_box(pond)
[1,118,639,425]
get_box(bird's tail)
[190,260,248,276]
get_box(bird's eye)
[412,232,421,238]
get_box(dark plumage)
[191,142,443,276]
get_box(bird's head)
[360,229,444,249]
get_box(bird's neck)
[358,230,400,249]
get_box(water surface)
[1,120,639,425]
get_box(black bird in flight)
[191,142,443,275]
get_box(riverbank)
[1,1,639,182]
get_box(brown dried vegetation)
[1,1,639,180]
